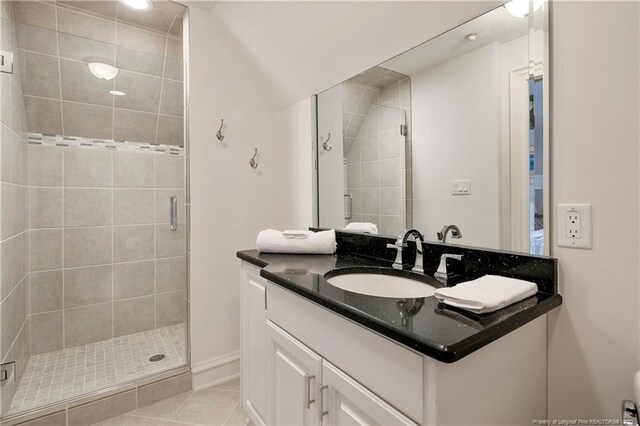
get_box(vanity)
[237,231,561,426]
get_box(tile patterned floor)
[10,324,186,414]
[92,378,246,426]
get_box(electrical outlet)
[558,204,592,249]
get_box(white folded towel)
[256,229,336,254]
[433,275,538,314]
[344,222,378,235]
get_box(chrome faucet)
[387,229,425,272]
[437,225,462,244]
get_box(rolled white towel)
[256,229,336,254]
[344,222,378,235]
[433,275,538,314]
[283,230,312,239]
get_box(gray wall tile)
[64,265,112,308]
[156,257,185,293]
[56,7,115,45]
[29,311,63,355]
[113,151,154,188]
[60,59,113,107]
[117,7,173,34]
[64,302,112,347]
[30,229,62,271]
[62,101,112,140]
[1,124,11,182]
[113,225,154,262]
[114,71,162,113]
[113,296,154,337]
[29,187,63,229]
[163,38,183,81]
[1,279,27,360]
[113,108,157,144]
[58,32,115,64]
[67,390,136,426]
[154,154,183,188]
[115,23,165,56]
[137,373,192,408]
[113,261,154,299]
[12,1,56,30]
[19,51,61,99]
[57,1,118,18]
[116,46,163,76]
[156,114,183,146]
[29,270,63,314]
[15,23,57,55]
[113,189,154,225]
[1,182,12,239]
[155,290,186,328]
[28,144,63,187]
[156,223,184,259]
[64,148,112,188]
[24,96,63,135]
[64,227,112,268]
[159,79,183,116]
[64,188,112,227]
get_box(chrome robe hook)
[321,133,332,151]
[249,148,259,169]
[216,119,224,141]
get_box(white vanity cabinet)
[240,261,548,426]
[240,263,268,425]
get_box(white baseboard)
[191,351,240,391]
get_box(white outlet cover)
[557,204,592,249]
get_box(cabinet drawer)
[267,283,424,424]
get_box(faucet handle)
[434,254,464,281]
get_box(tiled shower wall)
[12,1,184,146]
[27,145,186,355]
[342,78,411,236]
[0,0,30,414]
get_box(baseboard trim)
[191,351,240,391]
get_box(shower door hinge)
[1,361,16,385]
[0,51,13,74]
[400,124,407,137]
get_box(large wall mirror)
[314,0,549,255]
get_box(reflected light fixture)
[120,0,153,11]
[504,0,543,18]
[109,90,126,96]
[88,62,119,80]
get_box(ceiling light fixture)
[465,33,478,41]
[504,0,543,18]
[120,0,153,11]
[88,62,119,80]
[109,90,126,96]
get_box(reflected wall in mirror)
[315,0,548,255]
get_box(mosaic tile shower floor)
[9,323,186,414]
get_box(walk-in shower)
[0,0,188,419]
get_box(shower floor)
[9,323,186,414]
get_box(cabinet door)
[267,320,322,426]
[241,263,267,424]
[321,361,418,426]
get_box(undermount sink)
[324,267,439,298]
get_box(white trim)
[191,351,240,391]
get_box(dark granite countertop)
[237,245,562,363]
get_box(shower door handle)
[170,196,178,231]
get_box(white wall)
[188,5,280,388]
[412,43,501,248]
[547,1,639,420]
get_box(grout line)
[154,35,170,145]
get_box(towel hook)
[216,119,225,141]
[249,147,259,169]
[321,133,332,151]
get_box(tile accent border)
[27,133,185,156]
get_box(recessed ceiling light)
[504,0,542,18]
[120,0,153,11]
[88,62,119,80]
[465,33,478,41]
[110,90,126,96]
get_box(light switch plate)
[557,204,592,249]
[451,179,471,195]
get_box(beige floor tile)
[170,388,239,425]
[214,378,240,393]
[101,414,166,425]
[132,392,192,420]
[222,402,248,426]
